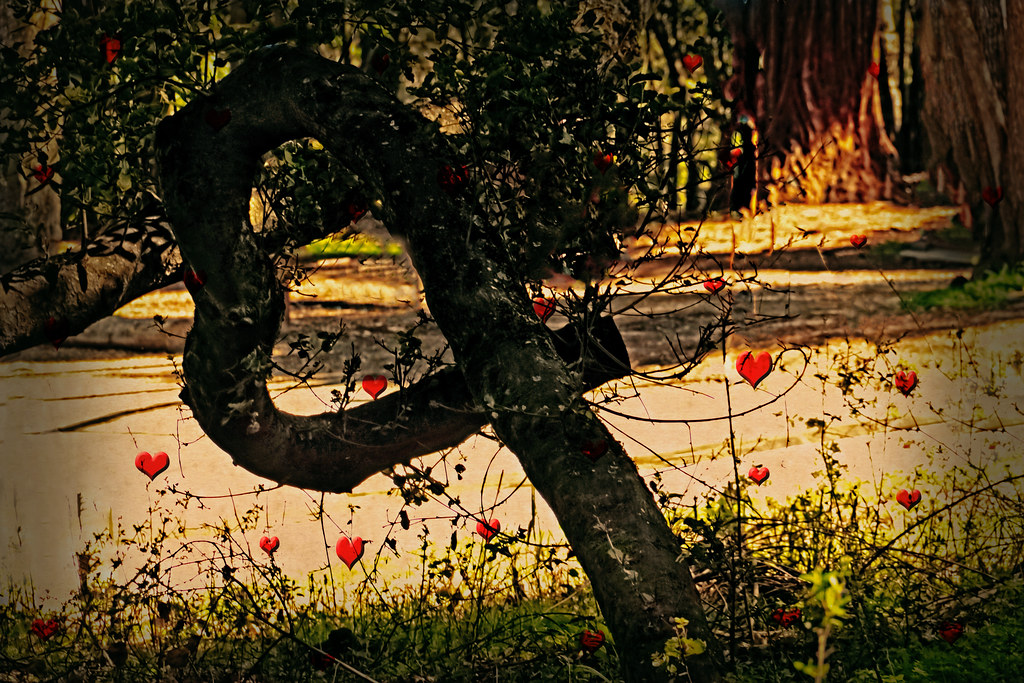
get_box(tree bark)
[155,46,722,682]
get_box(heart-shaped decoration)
[581,439,608,462]
[44,316,69,349]
[343,198,368,223]
[204,108,231,131]
[593,152,613,174]
[362,375,388,399]
[982,186,1003,206]
[771,607,801,626]
[438,164,469,194]
[748,465,770,485]
[938,620,963,644]
[579,629,605,653]
[703,278,725,293]
[336,535,365,569]
[476,518,500,540]
[723,147,742,169]
[896,488,921,510]
[533,297,555,323]
[259,536,280,556]
[183,268,206,293]
[736,351,773,388]
[682,54,703,74]
[100,34,121,63]
[894,370,918,396]
[135,451,170,480]
[31,618,60,640]
[868,62,880,77]
[371,52,391,74]
[32,164,55,184]
[850,234,868,248]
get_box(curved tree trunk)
[155,46,722,682]
[718,0,896,206]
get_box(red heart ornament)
[259,536,280,556]
[362,375,388,399]
[703,278,725,293]
[135,451,169,480]
[32,164,55,184]
[533,297,555,323]
[896,488,921,510]
[771,607,801,626]
[336,536,365,569]
[31,618,60,640]
[850,234,868,248]
[100,34,121,63]
[581,439,608,462]
[748,465,770,485]
[894,370,918,396]
[44,316,69,349]
[438,164,469,193]
[682,54,703,74]
[982,186,1003,206]
[723,147,742,169]
[593,152,613,174]
[938,620,963,644]
[736,351,773,388]
[183,268,206,293]
[580,629,605,653]
[343,198,368,223]
[868,62,880,77]
[476,518,500,540]
[204,108,231,131]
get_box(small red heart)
[703,278,725,293]
[723,147,742,169]
[204,108,231,131]
[850,234,868,248]
[371,52,391,74]
[362,375,388,399]
[100,34,121,63]
[896,488,921,510]
[938,620,963,644]
[183,268,206,293]
[31,618,60,640]
[533,297,555,323]
[736,351,773,388]
[343,198,368,223]
[748,465,770,485]
[580,629,605,653]
[771,607,801,626]
[475,518,500,540]
[581,439,608,462]
[982,186,1003,206]
[438,164,469,194]
[894,370,918,396]
[336,535,365,569]
[32,164,55,184]
[44,316,69,349]
[868,62,880,77]
[593,152,613,174]
[135,451,170,480]
[682,54,703,74]
[259,536,280,556]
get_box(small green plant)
[794,561,851,682]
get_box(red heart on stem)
[736,351,773,388]
[533,297,555,323]
[259,536,279,556]
[894,370,918,396]
[850,234,868,248]
[44,316,69,349]
[581,439,608,462]
[771,607,801,626]
[362,375,387,399]
[438,164,469,194]
[135,451,170,480]
[938,620,963,644]
[982,186,1003,206]
[204,108,231,131]
[32,164,55,184]
[31,618,60,640]
[100,34,121,63]
[703,278,725,293]
[896,488,921,510]
[335,536,365,569]
[748,465,770,485]
[682,54,703,74]
[868,62,880,77]
[183,268,206,293]
[723,147,742,169]
[580,629,605,653]
[593,152,613,174]
[475,518,500,540]
[343,198,368,223]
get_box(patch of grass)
[297,234,404,261]
[903,265,1024,311]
